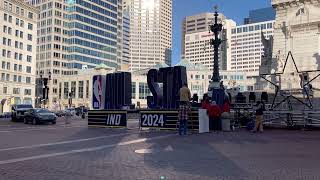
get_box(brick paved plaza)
[0,117,319,180]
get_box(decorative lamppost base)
[207,80,224,101]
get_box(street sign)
[88,110,127,128]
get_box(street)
[0,117,320,180]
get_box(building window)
[27,55,32,62]
[24,89,32,95]
[4,13,8,21]
[18,65,22,72]
[18,76,21,82]
[19,54,22,60]
[8,15,12,23]
[139,82,150,100]
[20,31,23,38]
[78,81,84,98]
[26,77,31,84]
[2,61,5,69]
[1,73,5,81]
[14,64,17,71]
[59,82,62,99]
[16,18,19,26]
[26,66,31,73]
[53,88,57,94]
[3,87,7,94]
[4,2,8,9]
[27,45,32,52]
[71,81,76,98]
[64,82,69,99]
[28,34,32,41]
[255,25,260,31]
[8,27,12,34]
[132,82,136,99]
[28,12,33,19]
[7,62,10,70]
[28,23,33,30]
[3,26,7,33]
[13,88,20,94]
[86,80,89,98]
[3,37,6,45]
[6,74,9,81]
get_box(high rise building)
[0,0,38,112]
[26,0,122,107]
[124,0,172,71]
[182,12,236,71]
[122,10,130,66]
[230,20,275,76]
[244,7,276,24]
[181,13,221,59]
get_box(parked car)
[24,108,57,125]
[11,104,33,122]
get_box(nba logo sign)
[92,75,106,109]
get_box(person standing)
[209,101,222,132]
[253,101,265,132]
[178,83,191,135]
[201,94,210,110]
[65,109,72,125]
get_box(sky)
[171,0,271,65]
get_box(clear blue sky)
[172,0,271,65]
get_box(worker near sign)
[178,83,191,135]
[253,101,265,132]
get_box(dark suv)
[11,104,33,122]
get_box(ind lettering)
[109,114,116,125]
[115,115,121,125]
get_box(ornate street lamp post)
[38,71,51,108]
[208,6,224,101]
[210,6,223,83]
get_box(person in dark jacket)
[253,101,265,132]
